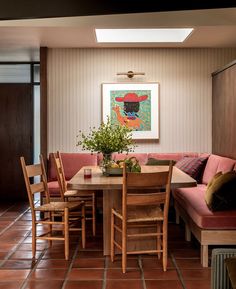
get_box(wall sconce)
[117,70,145,78]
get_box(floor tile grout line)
[102,256,108,289]
[0,229,32,267]
[138,255,147,289]
[0,204,33,267]
[0,204,17,217]
[61,241,81,289]
[170,252,187,289]
[0,205,31,237]
[20,248,48,289]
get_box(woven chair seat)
[35,201,84,212]
[65,190,94,198]
[125,206,164,222]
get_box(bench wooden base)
[175,201,236,267]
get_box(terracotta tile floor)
[0,202,212,289]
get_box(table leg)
[103,189,121,256]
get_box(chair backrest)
[122,162,173,221]
[52,151,67,200]
[20,155,50,211]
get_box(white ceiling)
[0,7,235,53]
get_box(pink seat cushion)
[202,154,236,185]
[173,185,236,229]
[48,153,98,181]
[113,153,148,165]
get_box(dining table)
[68,165,196,255]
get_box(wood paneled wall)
[47,48,236,154]
[212,61,236,159]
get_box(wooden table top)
[67,165,197,190]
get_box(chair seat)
[124,206,163,222]
[35,201,84,212]
[65,189,94,198]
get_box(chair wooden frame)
[20,155,86,260]
[52,151,96,236]
[111,162,173,273]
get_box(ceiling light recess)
[95,28,193,43]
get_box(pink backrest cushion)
[48,153,98,181]
[147,152,199,162]
[113,153,148,165]
[148,153,183,161]
[202,154,236,184]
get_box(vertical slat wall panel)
[47,48,236,153]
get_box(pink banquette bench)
[173,154,236,267]
[47,153,98,197]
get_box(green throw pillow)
[206,171,222,191]
[146,158,176,166]
[225,257,236,289]
[205,171,236,211]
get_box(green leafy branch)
[77,117,137,154]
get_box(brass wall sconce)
[117,70,145,78]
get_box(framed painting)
[102,82,159,139]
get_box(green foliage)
[77,118,137,154]
[124,157,141,172]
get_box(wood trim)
[212,61,236,159]
[0,2,234,21]
[40,47,48,165]
[212,59,236,76]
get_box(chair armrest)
[211,248,236,289]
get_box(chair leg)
[64,208,69,260]
[49,212,52,247]
[32,221,36,258]
[92,193,96,236]
[81,204,86,249]
[111,212,115,262]
[157,222,161,259]
[162,223,167,272]
[122,221,127,273]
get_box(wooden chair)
[20,155,86,260]
[111,162,173,273]
[52,151,97,236]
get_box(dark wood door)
[0,84,33,201]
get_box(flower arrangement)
[76,118,137,155]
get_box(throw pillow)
[146,158,176,166]
[225,257,236,289]
[175,156,208,182]
[205,171,236,211]
[206,171,222,190]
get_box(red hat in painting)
[115,93,148,103]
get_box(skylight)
[95,28,193,43]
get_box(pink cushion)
[47,181,60,197]
[113,153,148,165]
[48,153,98,181]
[173,186,236,229]
[148,153,183,161]
[147,153,199,162]
[202,154,236,185]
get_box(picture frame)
[102,82,159,139]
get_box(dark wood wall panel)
[0,84,33,200]
[212,62,236,159]
[40,47,48,166]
